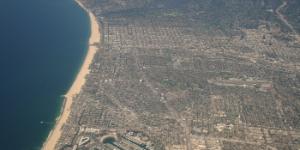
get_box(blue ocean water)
[0,0,89,149]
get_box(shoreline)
[42,0,100,149]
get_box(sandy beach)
[42,1,100,149]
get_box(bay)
[0,0,89,149]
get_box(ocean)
[0,0,89,149]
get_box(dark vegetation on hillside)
[284,0,300,33]
[83,0,292,35]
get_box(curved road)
[275,0,298,35]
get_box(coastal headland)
[42,0,100,149]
